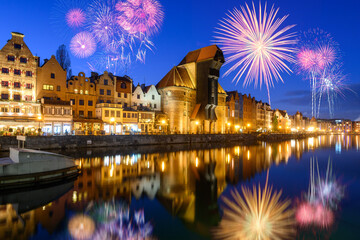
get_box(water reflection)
[0,135,359,239]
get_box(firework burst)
[214,174,295,240]
[214,2,297,105]
[66,8,86,27]
[115,0,164,36]
[70,31,97,58]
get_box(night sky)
[1,0,359,120]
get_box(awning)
[190,104,201,120]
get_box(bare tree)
[56,44,72,79]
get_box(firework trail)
[296,29,339,118]
[213,172,295,240]
[214,2,297,105]
[70,31,97,58]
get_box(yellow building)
[122,108,139,134]
[0,32,41,135]
[157,45,227,134]
[95,103,123,134]
[66,72,101,135]
[37,55,72,135]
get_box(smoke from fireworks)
[213,173,295,240]
[115,0,164,36]
[70,31,97,58]
[214,2,297,105]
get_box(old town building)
[226,91,241,133]
[157,45,227,134]
[115,75,132,107]
[132,84,161,111]
[0,32,41,134]
[37,55,72,135]
[241,94,256,132]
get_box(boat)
[0,148,79,191]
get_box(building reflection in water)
[0,135,359,239]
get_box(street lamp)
[37,116,42,135]
[110,117,115,135]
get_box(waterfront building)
[90,71,116,104]
[95,103,123,135]
[332,119,352,133]
[241,94,256,132]
[255,100,266,131]
[291,111,306,131]
[226,91,240,133]
[66,72,101,135]
[122,108,139,134]
[157,45,227,134]
[353,121,360,133]
[115,75,132,107]
[37,56,72,135]
[137,108,155,134]
[132,84,161,111]
[273,109,291,133]
[0,32,41,134]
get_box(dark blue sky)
[1,0,359,120]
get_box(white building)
[132,84,161,111]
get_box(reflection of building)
[0,32,41,134]
[157,45,227,134]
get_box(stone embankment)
[0,133,319,151]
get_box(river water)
[0,135,359,240]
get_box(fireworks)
[68,214,96,240]
[295,157,344,228]
[296,29,342,118]
[115,0,164,36]
[214,174,295,240]
[214,2,297,105]
[66,8,86,27]
[70,32,97,58]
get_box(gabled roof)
[156,66,195,89]
[179,45,224,65]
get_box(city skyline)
[0,0,359,120]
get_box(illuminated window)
[43,85,54,90]
[85,90,88,95]
[74,89,78,94]
[14,108,20,113]
[80,90,83,94]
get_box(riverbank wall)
[0,133,320,151]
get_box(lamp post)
[37,116,42,136]
[247,123,251,134]
[195,121,199,134]
[227,122,231,134]
[161,120,166,134]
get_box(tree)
[56,44,72,79]
[272,115,279,132]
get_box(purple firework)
[70,32,97,58]
[66,8,86,27]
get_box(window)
[85,90,88,95]
[124,103,127,107]
[123,112,126,118]
[1,81,9,87]
[26,71,32,77]
[152,95,155,100]
[127,113,130,118]
[99,100,104,103]
[104,79,108,85]
[25,83,32,89]
[2,68,9,74]
[107,100,111,103]
[8,55,15,61]
[79,100,84,105]
[100,89,104,95]
[14,82,21,88]
[56,108,62,115]
[1,107,8,112]
[57,86,61,91]
[88,100,93,106]
[14,69,21,75]
[107,90,111,96]
[105,110,109,117]
[14,108,20,113]
[137,94,140,99]
[88,111,93,118]
[124,93,127,98]
[43,84,53,90]
[74,89,78,94]
[121,82,126,89]
[116,111,120,117]
[1,94,9,100]
[70,99,75,105]
[69,82,73,85]
[111,111,115,117]
[51,73,55,79]
[20,57,27,63]
[80,90,83,94]
[25,95,32,101]
[14,43,21,49]
[79,111,84,117]
[154,104,157,108]
[118,93,121,98]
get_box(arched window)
[121,82,126,89]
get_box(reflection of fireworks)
[214,2,297,105]
[66,8,86,27]
[214,174,295,240]
[116,0,164,36]
[68,214,95,240]
[70,31,97,58]
[295,202,334,228]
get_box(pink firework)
[316,45,336,70]
[313,203,334,228]
[115,0,164,36]
[295,202,314,226]
[297,49,317,72]
[66,8,86,28]
[70,32,97,58]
